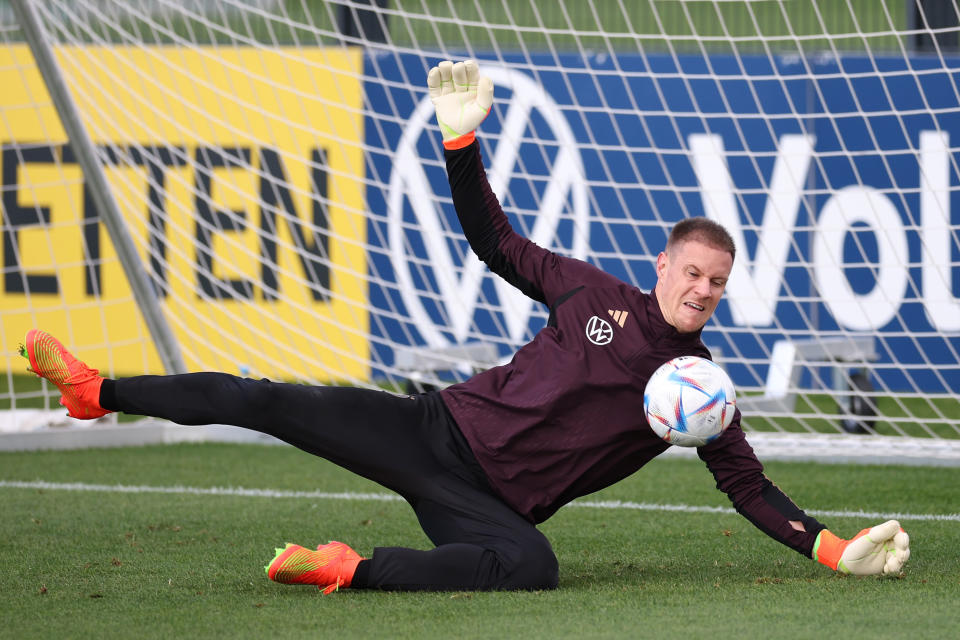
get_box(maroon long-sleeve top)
[438,141,824,557]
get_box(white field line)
[2,479,959,523]
[571,499,960,523]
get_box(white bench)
[394,342,501,392]
[737,336,878,415]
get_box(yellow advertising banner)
[0,46,368,380]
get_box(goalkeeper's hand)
[428,59,493,150]
[813,519,910,576]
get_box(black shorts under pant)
[106,373,559,591]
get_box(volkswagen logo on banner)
[387,66,589,349]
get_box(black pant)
[109,373,559,591]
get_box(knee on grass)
[497,543,559,591]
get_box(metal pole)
[11,0,187,374]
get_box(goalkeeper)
[21,59,909,593]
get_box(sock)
[350,559,371,589]
[99,378,118,411]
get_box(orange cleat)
[265,541,364,595]
[20,329,110,419]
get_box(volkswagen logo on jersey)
[585,315,614,346]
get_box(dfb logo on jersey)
[585,315,613,346]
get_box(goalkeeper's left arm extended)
[813,519,911,575]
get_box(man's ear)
[655,251,667,278]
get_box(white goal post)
[1,0,959,462]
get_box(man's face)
[654,239,733,333]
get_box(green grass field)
[2,442,958,639]
[62,0,909,53]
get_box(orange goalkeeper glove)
[427,59,493,150]
[813,519,910,575]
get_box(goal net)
[1,0,958,459]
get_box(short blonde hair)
[666,217,736,261]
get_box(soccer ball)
[643,356,736,447]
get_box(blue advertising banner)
[366,52,960,393]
